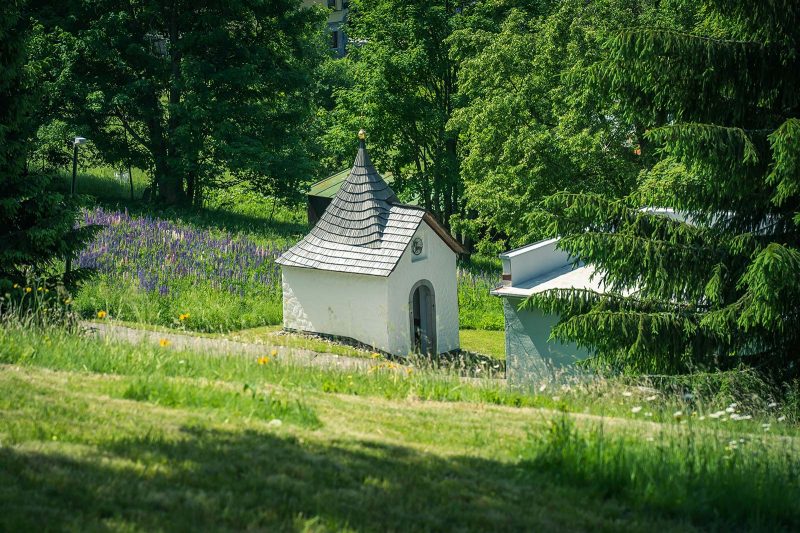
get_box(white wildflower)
[673,410,683,419]
[708,410,726,419]
[645,412,653,417]
[699,416,706,421]
[268,419,282,427]
[539,384,547,392]
[645,395,657,401]
[631,406,642,414]
[778,415,787,422]
[768,402,778,408]
[726,406,736,413]
[729,402,738,409]
[622,391,633,397]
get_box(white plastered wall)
[281,266,391,351]
[387,221,460,355]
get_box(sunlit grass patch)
[524,415,800,530]
[118,378,320,428]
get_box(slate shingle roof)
[277,137,456,276]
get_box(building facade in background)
[304,0,349,57]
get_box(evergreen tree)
[531,1,800,377]
[0,2,93,285]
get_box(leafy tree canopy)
[530,0,800,378]
[324,0,466,227]
[30,0,326,206]
[1,1,95,285]
[450,0,695,254]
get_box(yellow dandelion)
[258,355,270,365]
[179,313,190,321]
[159,338,171,347]
[371,352,381,359]
[97,310,107,319]
[270,348,278,357]
[25,287,32,293]
[13,283,19,289]
[37,287,44,292]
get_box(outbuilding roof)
[491,238,607,298]
[277,132,463,276]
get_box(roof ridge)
[277,132,461,276]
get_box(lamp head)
[73,137,87,146]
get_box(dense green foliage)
[324,0,463,226]
[0,2,93,286]
[530,1,800,377]
[28,0,326,206]
[451,0,687,252]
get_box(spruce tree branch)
[621,27,767,48]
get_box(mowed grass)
[460,328,506,359]
[1,326,800,531]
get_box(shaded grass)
[55,167,151,201]
[1,327,799,531]
[0,370,677,532]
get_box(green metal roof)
[309,168,397,199]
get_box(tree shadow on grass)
[0,426,656,532]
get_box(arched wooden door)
[409,280,436,355]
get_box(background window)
[327,0,336,8]
[330,31,339,49]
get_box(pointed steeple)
[278,129,461,276]
[308,130,398,248]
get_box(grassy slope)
[2,327,799,531]
[66,170,506,348]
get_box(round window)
[411,237,424,256]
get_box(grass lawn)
[2,326,799,531]
[460,328,505,359]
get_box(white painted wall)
[502,297,589,385]
[387,221,460,355]
[282,266,391,351]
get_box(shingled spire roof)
[277,130,463,276]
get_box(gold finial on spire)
[358,128,366,140]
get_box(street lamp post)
[70,137,87,195]
[66,136,87,277]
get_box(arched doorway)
[409,280,436,354]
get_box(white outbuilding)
[277,131,464,356]
[491,239,600,384]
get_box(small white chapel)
[277,130,463,355]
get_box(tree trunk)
[157,1,186,205]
